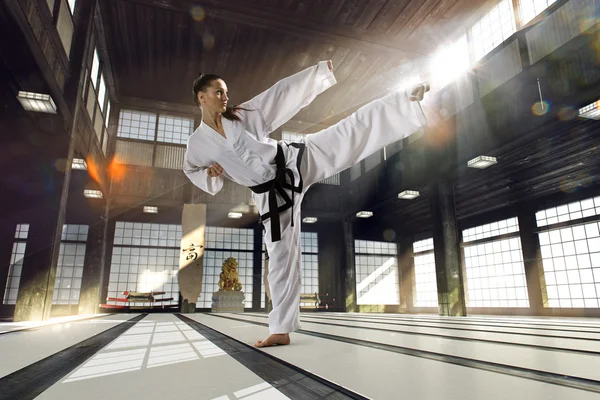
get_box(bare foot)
[254,333,290,348]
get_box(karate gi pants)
[258,89,427,334]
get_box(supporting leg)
[301,88,428,186]
[255,207,303,348]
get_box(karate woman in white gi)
[184,60,429,347]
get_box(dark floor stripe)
[0,314,146,400]
[212,314,600,394]
[176,314,368,400]
[319,313,600,332]
[269,313,600,349]
[248,311,600,343]
[278,312,600,336]
[0,314,113,336]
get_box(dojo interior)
[1,0,600,399]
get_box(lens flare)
[557,106,577,121]
[85,155,101,183]
[108,156,126,183]
[531,101,551,116]
[190,6,205,22]
[203,33,215,50]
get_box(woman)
[184,60,429,347]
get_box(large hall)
[1,0,599,399]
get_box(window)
[117,110,157,142]
[98,73,106,111]
[463,218,529,308]
[157,115,194,145]
[108,222,181,307]
[300,232,319,306]
[463,217,520,242]
[538,197,600,308]
[536,197,600,227]
[67,0,76,15]
[53,225,88,305]
[197,227,254,308]
[355,240,399,305]
[519,0,557,26]
[413,238,438,307]
[2,224,29,305]
[470,0,517,61]
[105,100,111,128]
[261,232,319,308]
[91,49,100,89]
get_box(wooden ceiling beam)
[120,0,428,57]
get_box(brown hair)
[192,73,248,122]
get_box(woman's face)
[198,79,229,113]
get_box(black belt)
[249,143,304,242]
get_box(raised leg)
[301,87,428,186]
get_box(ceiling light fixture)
[398,190,420,200]
[16,91,57,114]
[356,211,373,218]
[143,206,158,214]
[579,100,600,120]
[228,212,242,219]
[72,158,87,170]
[467,155,497,169]
[83,189,103,199]
[302,217,318,223]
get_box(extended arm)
[240,60,336,140]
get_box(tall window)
[108,222,181,307]
[117,110,157,142]
[355,240,399,305]
[197,227,254,308]
[157,115,194,145]
[519,0,557,26]
[261,232,319,308]
[98,74,107,111]
[52,225,88,305]
[470,0,517,61]
[91,49,100,89]
[2,224,29,305]
[537,196,600,308]
[463,217,529,307]
[413,238,438,307]
[67,0,76,14]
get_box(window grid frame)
[413,238,438,308]
[2,224,30,305]
[355,240,400,306]
[108,222,182,307]
[463,231,530,308]
[538,217,600,309]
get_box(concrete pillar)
[13,194,64,321]
[518,205,546,312]
[343,220,357,312]
[179,204,207,313]
[430,180,467,316]
[77,208,108,314]
[397,237,415,312]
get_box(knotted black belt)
[249,143,304,242]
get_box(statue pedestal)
[211,291,244,312]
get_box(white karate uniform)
[184,61,427,334]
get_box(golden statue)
[218,257,242,291]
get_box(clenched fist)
[207,163,223,177]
